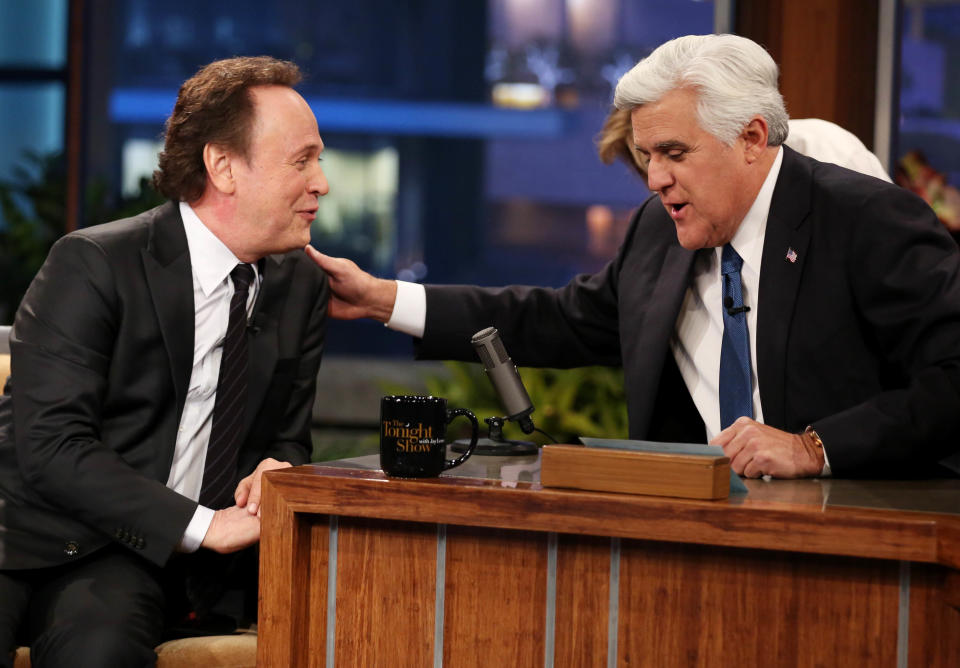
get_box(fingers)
[714,420,816,479]
[234,475,253,508]
[740,453,771,479]
[245,459,292,516]
[304,245,355,278]
[245,478,262,516]
[710,416,754,469]
[303,244,326,266]
[202,506,261,554]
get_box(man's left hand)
[710,417,823,478]
[234,457,292,515]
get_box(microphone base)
[451,437,538,456]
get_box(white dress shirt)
[670,148,782,441]
[169,201,261,551]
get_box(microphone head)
[471,327,535,429]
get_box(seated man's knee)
[31,618,158,668]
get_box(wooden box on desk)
[540,444,731,499]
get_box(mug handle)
[443,408,480,471]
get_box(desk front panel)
[258,465,960,666]
[260,514,960,666]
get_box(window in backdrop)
[84,0,716,354]
[896,0,960,238]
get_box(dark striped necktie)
[199,263,255,509]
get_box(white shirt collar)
[726,146,784,272]
[179,201,253,297]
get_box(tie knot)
[230,263,255,293]
[721,244,743,276]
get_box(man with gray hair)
[311,34,960,479]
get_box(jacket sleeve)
[11,234,197,566]
[812,186,960,476]
[414,200,663,368]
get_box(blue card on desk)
[580,437,748,494]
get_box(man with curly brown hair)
[0,56,330,667]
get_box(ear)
[203,143,236,195]
[740,116,770,163]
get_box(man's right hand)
[304,246,398,322]
[200,505,261,554]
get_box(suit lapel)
[626,241,695,436]
[141,202,194,419]
[756,147,813,428]
[243,253,288,434]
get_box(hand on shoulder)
[303,245,398,322]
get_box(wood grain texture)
[263,467,960,568]
[617,540,899,667]
[541,445,730,499]
[443,526,547,667]
[306,524,328,668]
[945,569,960,611]
[257,476,324,668]
[259,466,960,666]
[554,534,610,667]
[940,518,960,570]
[333,518,436,666]
[736,0,878,147]
[908,564,960,667]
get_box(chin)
[675,229,710,251]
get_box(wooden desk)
[258,454,960,667]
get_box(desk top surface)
[319,452,960,517]
[268,452,960,568]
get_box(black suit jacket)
[416,147,960,477]
[0,202,328,569]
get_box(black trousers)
[0,544,257,668]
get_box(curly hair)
[153,56,302,202]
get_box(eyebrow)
[292,142,323,158]
[635,139,690,155]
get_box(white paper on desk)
[579,437,748,495]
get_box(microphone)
[723,296,751,316]
[471,327,535,434]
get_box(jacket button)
[64,541,80,557]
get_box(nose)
[309,162,329,197]
[645,155,674,194]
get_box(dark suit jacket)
[0,202,328,569]
[416,147,960,477]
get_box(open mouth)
[666,202,687,216]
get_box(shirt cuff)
[386,280,426,339]
[821,446,832,477]
[178,504,216,553]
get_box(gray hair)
[613,34,789,146]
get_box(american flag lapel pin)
[785,247,798,263]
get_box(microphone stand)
[451,416,538,456]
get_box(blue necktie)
[719,244,753,430]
